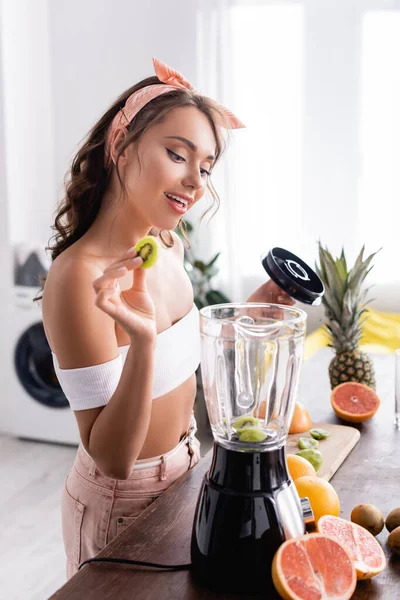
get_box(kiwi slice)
[135,236,158,269]
[309,428,331,440]
[298,437,319,450]
[295,449,323,472]
[239,428,267,443]
[232,416,259,435]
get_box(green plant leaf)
[206,252,221,269]
[194,260,207,274]
[183,219,194,233]
[205,289,231,305]
[194,296,205,309]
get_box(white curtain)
[196,0,400,302]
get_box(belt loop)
[159,455,167,481]
[188,437,195,454]
[88,459,97,478]
[187,438,195,468]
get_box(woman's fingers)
[103,255,142,275]
[102,246,139,271]
[94,257,144,292]
[131,266,148,292]
[95,286,119,313]
[93,266,127,293]
[277,293,296,306]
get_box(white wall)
[1,0,55,247]
[1,0,199,247]
[48,0,198,211]
[0,7,13,432]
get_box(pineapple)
[316,242,379,390]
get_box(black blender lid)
[261,247,325,306]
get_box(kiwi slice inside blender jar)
[232,416,260,435]
[238,428,268,442]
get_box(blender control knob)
[300,497,316,532]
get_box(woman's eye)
[167,149,185,162]
[167,148,211,177]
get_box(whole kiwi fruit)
[385,507,400,533]
[388,526,400,556]
[350,504,384,536]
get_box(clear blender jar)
[200,302,307,451]
[191,302,311,594]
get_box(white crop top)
[52,304,200,411]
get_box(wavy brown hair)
[48,75,226,263]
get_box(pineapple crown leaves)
[316,242,380,305]
[315,244,346,321]
[316,242,381,352]
[346,245,381,291]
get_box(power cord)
[78,556,192,571]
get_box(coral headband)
[105,57,245,167]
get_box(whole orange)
[295,475,340,522]
[289,402,312,434]
[286,454,316,481]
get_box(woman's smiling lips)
[164,192,193,214]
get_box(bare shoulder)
[43,249,103,315]
[42,248,117,368]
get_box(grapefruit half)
[331,382,380,423]
[317,515,386,580]
[272,533,357,600]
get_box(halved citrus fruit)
[294,476,340,522]
[331,382,380,423]
[317,515,386,579]
[286,454,316,481]
[289,402,312,434]
[272,533,357,600]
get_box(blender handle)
[300,497,316,532]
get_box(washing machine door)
[14,322,69,408]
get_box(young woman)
[42,58,293,579]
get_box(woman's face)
[122,106,218,230]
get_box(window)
[359,11,400,282]
[229,3,304,277]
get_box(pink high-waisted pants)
[61,416,200,579]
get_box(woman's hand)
[93,248,157,341]
[247,279,295,306]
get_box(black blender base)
[191,480,282,594]
[191,442,300,595]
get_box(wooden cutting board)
[285,422,360,481]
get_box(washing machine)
[10,285,80,445]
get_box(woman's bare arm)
[43,256,156,479]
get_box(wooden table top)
[51,349,400,600]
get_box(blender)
[190,302,313,594]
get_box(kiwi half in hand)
[135,236,158,269]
